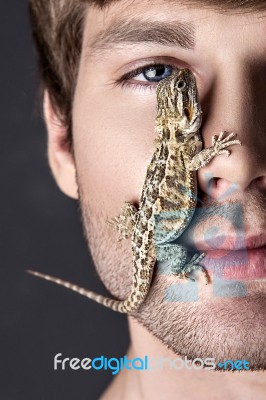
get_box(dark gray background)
[0,1,129,399]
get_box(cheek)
[72,84,157,215]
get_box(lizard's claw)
[178,272,189,280]
[182,253,209,285]
[107,218,125,241]
[212,131,241,157]
[184,273,196,282]
[107,202,138,241]
[220,149,231,157]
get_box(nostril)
[184,108,190,119]
[254,175,266,190]
[202,177,239,202]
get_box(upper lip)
[191,233,266,252]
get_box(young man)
[29,0,266,398]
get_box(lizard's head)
[155,68,202,137]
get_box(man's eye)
[116,63,176,90]
[133,64,174,82]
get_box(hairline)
[88,0,266,14]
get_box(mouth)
[201,246,266,281]
[191,235,266,281]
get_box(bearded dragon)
[27,68,241,313]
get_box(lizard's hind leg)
[156,244,209,284]
[183,253,209,284]
[107,202,138,241]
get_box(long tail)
[26,260,154,313]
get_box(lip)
[199,245,266,281]
[193,234,266,251]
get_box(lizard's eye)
[177,80,186,90]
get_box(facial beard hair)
[76,172,266,371]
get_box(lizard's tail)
[26,268,149,314]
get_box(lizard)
[27,68,241,313]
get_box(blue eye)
[136,65,174,82]
[116,63,176,90]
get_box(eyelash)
[115,62,179,91]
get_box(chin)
[131,274,266,371]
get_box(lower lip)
[200,246,266,280]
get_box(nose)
[198,63,266,200]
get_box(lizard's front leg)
[186,131,241,171]
[156,243,208,283]
[107,201,138,241]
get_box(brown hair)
[28,0,266,144]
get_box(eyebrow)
[88,18,196,56]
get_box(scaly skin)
[153,70,241,280]
[27,69,241,313]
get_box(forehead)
[84,0,266,34]
[83,0,266,57]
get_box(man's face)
[71,1,266,369]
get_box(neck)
[100,318,266,400]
